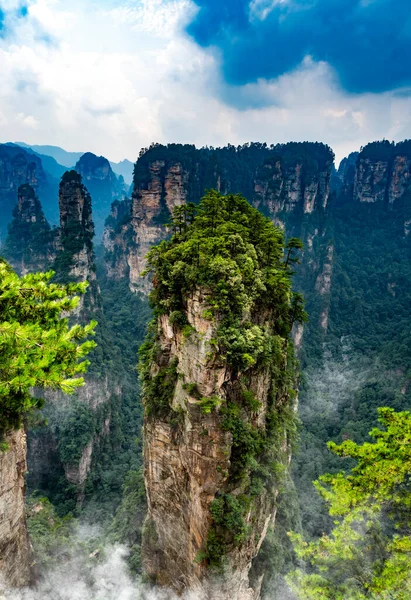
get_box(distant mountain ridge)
[1,144,130,241]
[14,142,134,184]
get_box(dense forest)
[1,139,411,598]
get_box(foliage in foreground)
[0,259,96,441]
[288,408,411,599]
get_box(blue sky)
[0,0,410,163]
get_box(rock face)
[0,145,46,238]
[354,157,390,203]
[15,184,46,225]
[353,140,411,203]
[103,198,133,280]
[129,160,188,292]
[57,170,96,287]
[104,142,333,292]
[2,184,57,275]
[142,283,296,599]
[0,430,32,588]
[253,152,332,215]
[75,153,126,238]
[333,152,358,195]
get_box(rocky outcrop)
[0,145,47,238]
[353,141,411,204]
[333,152,358,195]
[2,184,57,275]
[0,430,32,588]
[103,198,133,280]
[354,158,390,203]
[15,184,46,225]
[104,142,334,293]
[254,154,332,215]
[389,154,411,203]
[75,153,126,238]
[128,160,188,292]
[57,170,96,288]
[142,283,297,599]
[104,158,189,292]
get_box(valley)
[1,139,411,599]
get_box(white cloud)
[0,0,410,165]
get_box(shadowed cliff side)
[140,191,303,598]
[0,430,32,588]
[2,184,58,275]
[75,153,127,239]
[103,142,333,297]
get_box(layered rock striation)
[141,192,300,598]
[104,142,334,293]
[353,140,411,204]
[0,430,32,588]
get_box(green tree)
[285,237,304,270]
[0,259,97,445]
[288,408,411,599]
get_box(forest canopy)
[288,408,411,599]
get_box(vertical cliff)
[141,192,301,598]
[55,170,96,290]
[75,152,126,238]
[0,145,46,239]
[353,140,411,204]
[104,142,333,294]
[0,144,61,238]
[2,184,57,275]
[0,429,32,588]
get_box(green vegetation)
[53,171,94,281]
[288,408,411,599]
[141,190,304,568]
[110,468,147,574]
[134,142,333,218]
[26,494,107,574]
[293,175,411,546]
[0,259,96,441]
[2,184,57,270]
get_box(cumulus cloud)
[187,0,411,94]
[0,0,410,166]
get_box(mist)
[1,540,297,600]
[1,544,200,600]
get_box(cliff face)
[128,160,188,292]
[143,302,292,599]
[0,145,46,238]
[0,429,32,588]
[104,143,333,292]
[2,184,57,275]
[353,141,411,204]
[253,154,331,216]
[56,170,96,287]
[141,193,298,599]
[75,153,126,238]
